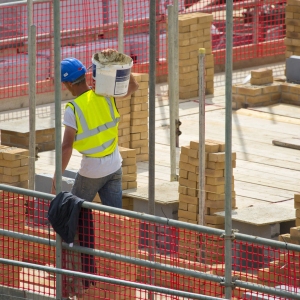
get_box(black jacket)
[47,191,85,244]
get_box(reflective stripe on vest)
[72,96,120,142]
[79,138,115,156]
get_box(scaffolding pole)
[198,48,206,226]
[224,0,233,297]
[167,5,177,182]
[53,0,63,298]
[118,0,124,53]
[27,0,36,190]
[148,0,156,298]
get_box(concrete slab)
[215,205,295,226]
[123,181,179,204]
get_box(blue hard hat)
[61,57,86,82]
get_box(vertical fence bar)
[28,24,36,190]
[173,0,180,148]
[118,0,124,53]
[27,0,36,190]
[198,48,206,226]
[49,1,54,80]
[168,5,177,182]
[53,0,62,298]
[225,0,233,297]
[148,0,157,298]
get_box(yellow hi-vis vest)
[65,90,120,158]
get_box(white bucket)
[92,52,133,97]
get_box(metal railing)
[1,184,300,299]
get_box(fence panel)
[1,187,300,299]
[0,0,286,100]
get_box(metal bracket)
[220,229,239,240]
[220,275,239,290]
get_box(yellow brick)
[251,68,273,79]
[236,86,262,96]
[179,193,198,205]
[208,152,236,162]
[250,76,273,85]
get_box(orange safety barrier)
[1,190,300,299]
[0,0,286,100]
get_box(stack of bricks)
[285,0,300,59]
[254,253,298,288]
[0,146,29,188]
[130,73,149,162]
[294,193,300,227]
[1,128,55,152]
[175,12,214,99]
[250,68,273,85]
[117,95,131,148]
[87,210,140,300]
[178,139,236,261]
[232,79,282,109]
[119,146,137,191]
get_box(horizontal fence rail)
[1,184,300,299]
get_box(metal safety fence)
[0,0,286,99]
[1,184,300,299]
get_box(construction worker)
[51,50,139,206]
[50,50,138,299]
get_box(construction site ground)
[0,60,298,223]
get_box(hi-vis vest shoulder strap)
[66,91,120,158]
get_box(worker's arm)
[119,73,139,99]
[51,125,76,194]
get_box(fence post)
[53,0,63,298]
[28,24,36,190]
[27,0,36,190]
[168,5,177,182]
[118,0,124,53]
[198,48,206,227]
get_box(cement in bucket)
[92,51,133,97]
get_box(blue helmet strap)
[71,75,86,85]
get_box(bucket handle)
[87,64,105,70]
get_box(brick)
[179,169,188,179]
[178,209,198,221]
[246,94,272,104]
[251,68,273,79]
[208,152,236,163]
[181,146,190,155]
[205,184,225,194]
[179,177,197,189]
[204,215,224,225]
[130,125,148,134]
[1,148,29,161]
[205,168,224,177]
[236,86,262,96]
[250,76,273,85]
[179,193,198,205]
[206,196,235,206]
[205,142,220,153]
[262,85,281,94]
[180,153,189,163]
[3,165,28,176]
[179,161,196,173]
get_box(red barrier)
[0,0,286,100]
[1,190,300,299]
